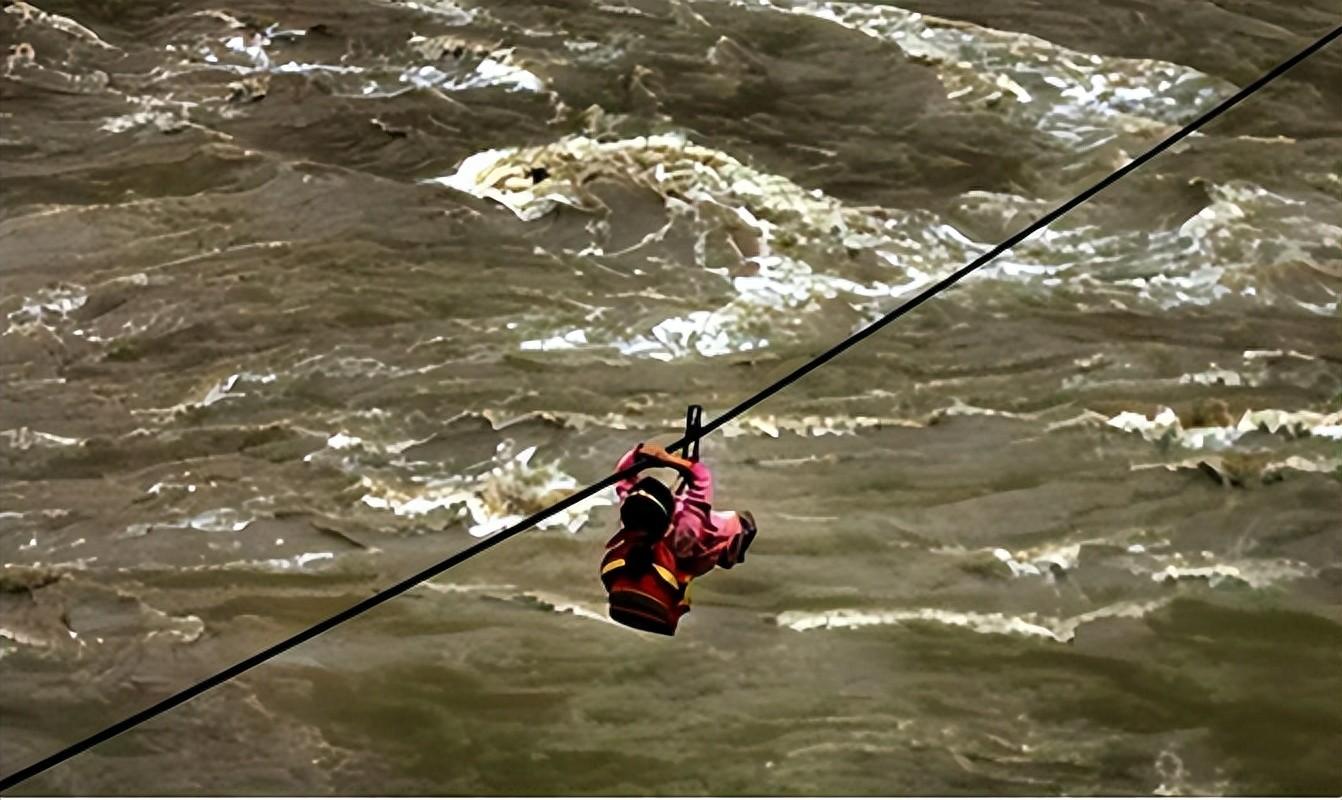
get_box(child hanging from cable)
[600,408,758,635]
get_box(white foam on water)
[517,591,622,626]
[183,508,252,533]
[5,2,118,50]
[1177,365,1246,387]
[5,285,87,334]
[430,133,983,359]
[325,432,365,450]
[1237,409,1342,440]
[130,372,263,421]
[257,551,336,571]
[356,442,613,536]
[776,599,1167,643]
[272,61,365,75]
[421,582,622,627]
[435,127,1332,364]
[397,52,545,93]
[142,605,206,643]
[520,328,588,351]
[164,550,349,574]
[389,0,475,25]
[1,428,84,450]
[223,33,266,62]
[735,0,1233,143]
[1153,748,1233,797]
[1106,406,1342,451]
[422,581,520,595]
[992,542,1081,579]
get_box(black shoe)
[722,511,757,567]
[739,519,757,563]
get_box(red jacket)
[613,447,748,578]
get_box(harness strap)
[674,404,703,495]
[652,563,680,590]
[683,404,703,463]
[602,550,688,599]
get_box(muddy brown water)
[2,0,1341,794]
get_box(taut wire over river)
[2,0,1341,794]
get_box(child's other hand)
[638,444,688,468]
[637,443,671,462]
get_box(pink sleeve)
[613,446,642,500]
[668,462,725,570]
[679,461,714,508]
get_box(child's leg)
[710,510,757,568]
[708,510,743,537]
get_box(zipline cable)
[3,22,1338,792]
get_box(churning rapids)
[2,0,1340,794]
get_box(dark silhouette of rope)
[3,22,1338,792]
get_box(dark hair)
[620,477,675,534]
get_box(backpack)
[599,529,693,635]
